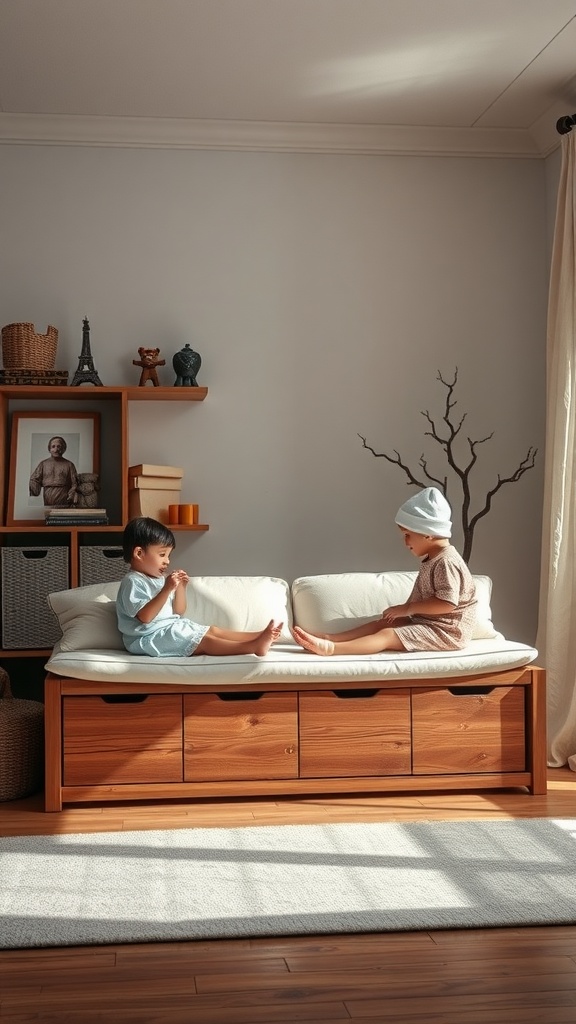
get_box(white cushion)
[291,572,499,641]
[46,638,538,686]
[48,575,293,652]
[183,575,293,642]
[48,581,123,651]
[472,575,499,639]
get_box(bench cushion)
[46,638,538,686]
[292,572,499,640]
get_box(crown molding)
[0,112,545,158]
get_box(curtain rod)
[557,114,576,134]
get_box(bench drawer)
[412,685,526,774]
[63,694,183,784]
[184,692,298,781]
[299,689,411,778]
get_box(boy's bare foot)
[292,626,335,656]
[271,622,284,643]
[253,620,279,656]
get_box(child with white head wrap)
[292,487,476,656]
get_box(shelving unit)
[0,385,208,658]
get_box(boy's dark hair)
[122,517,175,561]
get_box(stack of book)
[45,508,109,526]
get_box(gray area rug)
[2,818,576,949]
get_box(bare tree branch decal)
[358,368,537,563]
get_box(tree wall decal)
[358,368,537,564]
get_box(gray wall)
[0,144,549,643]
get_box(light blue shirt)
[116,570,208,657]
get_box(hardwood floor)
[1,770,576,1022]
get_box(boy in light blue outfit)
[117,517,281,657]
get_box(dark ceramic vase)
[172,344,201,387]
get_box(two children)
[118,487,476,659]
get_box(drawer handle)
[20,549,49,559]
[447,686,496,696]
[216,692,264,701]
[332,689,379,699]
[100,694,149,703]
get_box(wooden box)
[184,692,298,781]
[411,685,526,774]
[63,694,183,785]
[299,688,412,778]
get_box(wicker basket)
[1,323,58,371]
[1,546,68,649]
[79,546,126,586]
[0,668,44,801]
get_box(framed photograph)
[7,412,100,526]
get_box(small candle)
[178,504,199,525]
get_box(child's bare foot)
[253,620,278,656]
[292,626,335,656]
[271,622,284,643]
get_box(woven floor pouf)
[0,667,44,801]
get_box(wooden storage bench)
[44,665,547,811]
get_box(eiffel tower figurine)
[70,317,103,387]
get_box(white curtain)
[537,130,576,767]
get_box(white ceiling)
[1,0,575,156]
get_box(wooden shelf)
[0,385,207,401]
[124,386,207,402]
[0,648,51,658]
[164,524,209,532]
[0,524,209,533]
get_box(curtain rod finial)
[557,114,576,135]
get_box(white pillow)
[471,574,499,639]
[185,575,293,643]
[291,572,498,640]
[48,575,293,652]
[48,581,123,651]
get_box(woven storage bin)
[0,668,44,801]
[1,546,68,649]
[1,323,58,370]
[79,546,126,586]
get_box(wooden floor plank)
[0,1005,351,1024]
[248,932,437,953]
[193,960,576,996]
[284,947,576,971]
[0,959,290,992]
[344,988,576,1020]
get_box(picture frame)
[7,412,100,526]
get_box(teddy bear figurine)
[75,472,100,509]
[133,347,166,387]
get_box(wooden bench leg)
[44,675,63,811]
[526,666,547,795]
